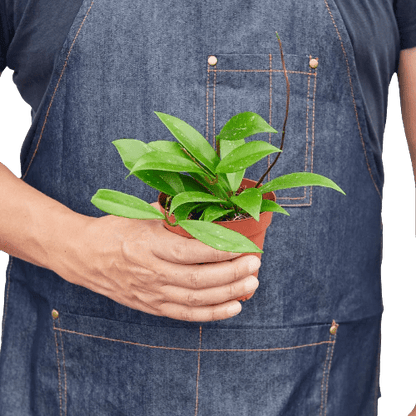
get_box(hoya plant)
[91,34,345,253]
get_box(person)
[0,0,415,414]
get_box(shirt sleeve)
[394,0,416,50]
[0,0,10,72]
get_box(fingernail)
[248,257,261,274]
[228,303,242,316]
[246,277,259,292]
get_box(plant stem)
[255,31,290,188]
[181,148,216,180]
[216,137,221,158]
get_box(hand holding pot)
[56,207,260,322]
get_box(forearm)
[398,48,416,184]
[0,162,91,271]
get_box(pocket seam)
[53,325,335,352]
[319,331,337,416]
[53,317,69,416]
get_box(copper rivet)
[329,320,339,335]
[51,309,59,319]
[208,55,218,66]
[309,58,319,69]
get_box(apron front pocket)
[51,311,337,416]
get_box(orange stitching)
[309,60,319,206]
[310,61,318,176]
[58,317,68,416]
[53,321,63,416]
[22,1,95,180]
[1,257,13,342]
[304,60,312,172]
[268,53,273,182]
[208,69,315,76]
[205,67,210,142]
[55,327,334,352]
[194,326,202,416]
[323,331,337,416]
[374,328,381,416]
[323,0,381,200]
[213,69,217,149]
[319,335,332,416]
[279,202,312,208]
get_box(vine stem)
[255,31,290,188]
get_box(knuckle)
[187,291,202,306]
[170,244,188,263]
[227,284,237,299]
[210,309,222,322]
[188,269,200,289]
[232,262,241,281]
[180,308,194,322]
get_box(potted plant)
[90,33,345,301]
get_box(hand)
[409,404,416,416]
[53,203,260,322]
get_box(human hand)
[409,404,416,416]
[53,203,260,322]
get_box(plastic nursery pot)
[157,178,276,302]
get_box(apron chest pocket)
[205,53,319,207]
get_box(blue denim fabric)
[0,0,383,414]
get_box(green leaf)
[177,220,263,253]
[130,150,207,175]
[169,192,228,215]
[112,139,153,170]
[154,112,220,173]
[220,139,246,192]
[148,141,193,160]
[202,205,234,222]
[230,188,263,221]
[171,202,203,221]
[215,141,282,173]
[91,189,165,219]
[216,112,278,141]
[260,199,290,216]
[259,172,346,195]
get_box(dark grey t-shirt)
[1,0,416,151]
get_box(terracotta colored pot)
[158,178,276,302]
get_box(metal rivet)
[51,309,59,319]
[208,55,218,66]
[309,58,319,69]
[329,320,339,335]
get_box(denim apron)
[0,0,384,414]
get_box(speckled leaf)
[215,112,278,141]
[202,205,234,222]
[113,139,153,170]
[130,150,206,175]
[230,188,263,221]
[220,139,246,192]
[259,172,346,195]
[91,189,164,219]
[215,141,281,173]
[154,112,220,173]
[169,192,228,215]
[177,220,263,253]
[260,199,290,216]
[148,141,193,160]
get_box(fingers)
[155,254,261,290]
[158,300,243,322]
[161,275,259,307]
